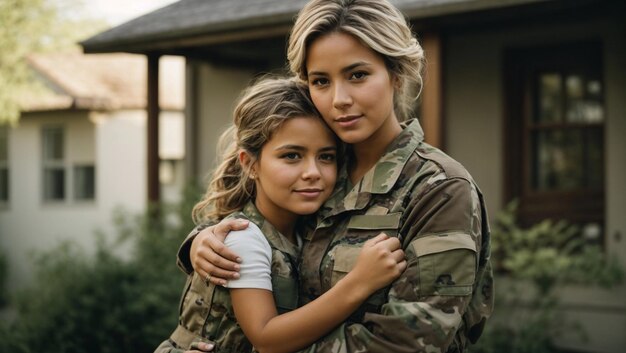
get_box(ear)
[238,150,257,175]
[391,73,402,90]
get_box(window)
[159,159,177,185]
[505,41,604,240]
[42,127,65,201]
[0,127,8,203]
[74,165,95,200]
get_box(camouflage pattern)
[297,119,494,353]
[159,202,301,353]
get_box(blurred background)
[0,0,624,352]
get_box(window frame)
[504,41,605,231]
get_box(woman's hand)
[344,233,406,296]
[184,341,214,352]
[191,219,248,286]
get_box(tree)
[0,0,107,124]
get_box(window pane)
[566,75,604,123]
[159,160,175,185]
[586,129,604,189]
[44,168,65,200]
[43,127,64,161]
[74,166,95,200]
[0,127,7,161]
[537,73,562,123]
[532,130,584,191]
[0,168,8,202]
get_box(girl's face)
[305,32,400,148]
[249,116,337,228]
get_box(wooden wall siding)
[147,53,160,204]
[421,31,445,149]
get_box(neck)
[349,120,402,184]
[254,199,297,242]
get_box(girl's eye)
[310,77,329,87]
[350,71,368,80]
[281,152,301,160]
[319,153,336,162]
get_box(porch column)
[147,53,160,204]
[421,31,445,149]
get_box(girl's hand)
[344,233,406,296]
[190,219,248,286]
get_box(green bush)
[2,192,623,353]
[470,201,623,353]
[0,184,201,353]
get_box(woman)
[155,77,406,353]
[180,1,494,352]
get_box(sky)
[82,0,179,26]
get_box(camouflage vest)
[298,119,494,353]
[169,202,301,353]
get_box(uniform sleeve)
[176,224,212,275]
[153,339,184,353]
[223,223,273,291]
[298,177,493,353]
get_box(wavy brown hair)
[287,0,425,121]
[192,76,324,224]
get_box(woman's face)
[305,32,399,147]
[249,116,337,227]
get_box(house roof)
[20,52,184,112]
[81,0,555,54]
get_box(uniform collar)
[319,119,424,218]
[359,119,423,194]
[240,201,301,257]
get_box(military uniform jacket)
[158,202,301,353]
[176,120,494,353]
[296,119,494,353]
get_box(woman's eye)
[350,71,368,80]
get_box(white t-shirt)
[224,222,273,291]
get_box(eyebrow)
[308,61,371,77]
[318,146,338,153]
[274,145,337,152]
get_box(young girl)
[182,1,494,352]
[154,76,406,353]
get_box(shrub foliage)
[470,201,623,353]
[0,185,200,353]
[1,195,622,353]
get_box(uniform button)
[195,298,204,305]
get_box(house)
[80,0,625,351]
[0,52,185,293]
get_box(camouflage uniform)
[176,119,493,353]
[295,119,494,353]
[158,202,301,353]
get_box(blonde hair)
[192,77,322,224]
[287,0,425,121]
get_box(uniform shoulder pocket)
[347,212,402,230]
[411,232,477,296]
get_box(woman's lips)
[335,114,362,128]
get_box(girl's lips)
[294,189,323,198]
